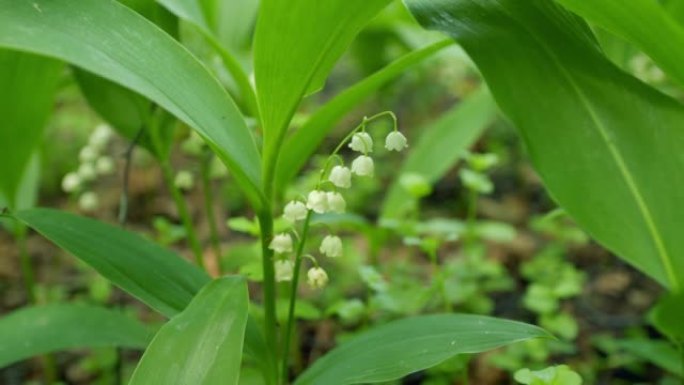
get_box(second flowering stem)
[281,210,313,384]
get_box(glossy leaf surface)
[0,0,263,207]
[129,277,249,385]
[0,304,151,367]
[405,0,684,291]
[15,208,210,317]
[295,314,549,385]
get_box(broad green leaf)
[651,292,684,343]
[616,338,683,377]
[0,50,61,208]
[14,208,211,318]
[380,87,498,219]
[0,0,264,208]
[156,0,259,117]
[294,314,549,385]
[254,0,393,161]
[405,0,684,291]
[0,304,151,368]
[129,276,249,385]
[553,0,684,87]
[275,39,453,192]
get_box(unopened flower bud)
[89,124,112,149]
[307,267,328,289]
[269,233,293,254]
[283,200,308,222]
[348,132,373,153]
[174,170,194,191]
[385,131,408,151]
[78,191,99,212]
[306,190,328,214]
[351,155,374,177]
[275,260,294,282]
[328,166,352,188]
[326,192,346,213]
[320,235,343,258]
[61,172,81,193]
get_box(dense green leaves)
[14,208,210,317]
[553,0,684,87]
[381,87,498,218]
[254,0,393,162]
[129,277,249,385]
[0,50,61,208]
[0,304,151,367]
[0,0,264,208]
[275,39,453,192]
[405,0,684,291]
[295,314,549,385]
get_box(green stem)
[257,210,279,382]
[160,160,204,268]
[465,187,479,251]
[281,211,313,383]
[201,149,222,265]
[15,225,36,304]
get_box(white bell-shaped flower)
[283,200,308,222]
[326,192,346,213]
[78,191,99,212]
[328,165,352,188]
[95,156,115,175]
[320,235,343,258]
[385,131,408,151]
[174,170,194,190]
[61,172,81,193]
[269,233,293,254]
[275,260,294,282]
[351,155,374,177]
[348,132,373,153]
[89,124,113,149]
[79,146,98,163]
[307,267,329,289]
[306,190,328,214]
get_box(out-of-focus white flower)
[307,267,328,289]
[275,260,294,282]
[89,124,113,149]
[306,190,328,214]
[269,233,293,254]
[95,156,115,175]
[174,170,194,191]
[283,200,308,222]
[385,131,408,152]
[348,132,373,153]
[78,191,99,212]
[78,163,97,181]
[351,155,374,177]
[328,166,352,188]
[61,172,81,193]
[320,235,343,258]
[326,192,346,213]
[79,146,98,163]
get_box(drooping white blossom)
[61,172,81,193]
[306,190,328,214]
[326,192,346,213]
[384,131,408,152]
[174,170,194,190]
[269,233,293,254]
[307,267,329,289]
[78,191,99,212]
[95,156,115,175]
[78,163,97,181]
[351,155,374,177]
[320,235,343,258]
[328,165,352,188]
[348,132,373,153]
[275,260,294,282]
[283,200,308,222]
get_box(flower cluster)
[60,124,116,212]
[271,114,408,290]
